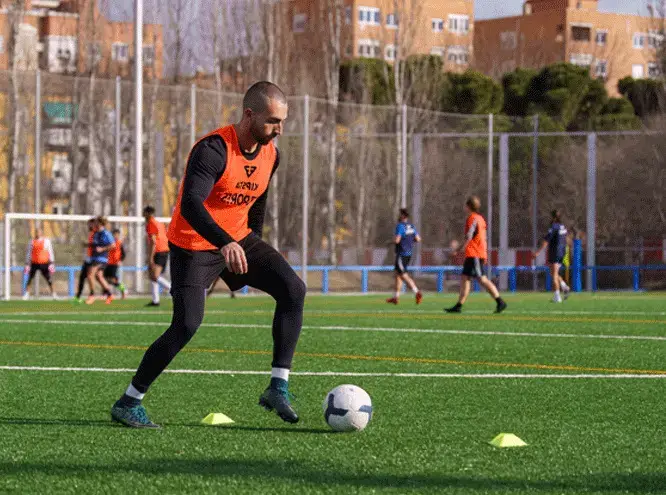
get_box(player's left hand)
[48,264,55,274]
[95,246,104,253]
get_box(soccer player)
[85,217,116,305]
[143,206,172,307]
[445,196,507,314]
[73,218,96,303]
[22,228,56,300]
[104,228,127,299]
[111,81,305,429]
[386,208,422,305]
[533,209,571,303]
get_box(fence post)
[301,96,310,284]
[487,113,494,278]
[499,133,509,290]
[361,269,368,293]
[68,268,75,297]
[586,133,597,291]
[411,134,422,267]
[190,83,196,147]
[322,268,329,294]
[437,270,444,292]
[401,104,407,208]
[572,239,583,292]
[509,268,517,292]
[633,267,640,291]
[35,70,42,215]
[114,76,122,215]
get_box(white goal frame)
[3,213,171,301]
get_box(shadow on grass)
[0,417,331,434]
[0,458,664,493]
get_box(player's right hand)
[23,265,29,274]
[221,242,248,275]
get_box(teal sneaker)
[111,401,160,429]
[72,297,83,304]
[258,382,299,424]
[118,282,126,299]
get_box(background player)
[143,206,172,307]
[104,228,127,299]
[73,218,96,304]
[22,228,57,300]
[445,196,507,314]
[386,208,422,305]
[111,81,305,429]
[533,209,571,303]
[86,217,116,305]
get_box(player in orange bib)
[104,228,127,299]
[445,196,507,314]
[112,82,305,428]
[143,206,172,306]
[22,228,56,300]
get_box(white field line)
[0,365,665,379]
[3,308,666,317]
[0,318,665,342]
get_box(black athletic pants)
[76,261,92,298]
[131,234,306,393]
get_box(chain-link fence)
[1,70,665,293]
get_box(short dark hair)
[466,196,481,213]
[399,208,409,218]
[96,216,108,226]
[143,205,155,216]
[551,209,562,222]
[243,81,287,114]
[112,228,120,234]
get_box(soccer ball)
[323,384,373,432]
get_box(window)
[448,14,470,35]
[595,60,608,78]
[632,63,644,78]
[143,45,155,66]
[595,30,607,45]
[633,33,645,49]
[384,44,396,61]
[430,46,445,57]
[447,46,469,65]
[571,25,591,42]
[358,6,380,25]
[87,42,101,69]
[358,39,380,58]
[293,13,307,33]
[111,42,129,62]
[432,18,444,32]
[386,13,398,28]
[648,30,664,49]
[648,62,661,78]
[345,6,352,25]
[0,35,4,54]
[569,53,593,67]
[500,31,517,50]
[52,203,66,215]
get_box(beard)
[250,124,275,145]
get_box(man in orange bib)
[143,206,171,306]
[22,228,56,300]
[112,82,305,428]
[445,196,507,314]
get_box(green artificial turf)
[0,292,664,494]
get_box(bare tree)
[5,0,25,213]
[318,0,344,264]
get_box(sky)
[475,0,648,20]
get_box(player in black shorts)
[533,209,571,303]
[386,209,422,305]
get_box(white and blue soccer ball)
[323,384,373,432]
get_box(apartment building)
[474,0,663,95]
[0,0,163,77]
[288,0,474,72]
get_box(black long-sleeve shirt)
[180,134,279,249]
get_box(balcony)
[31,0,62,8]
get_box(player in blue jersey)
[85,216,117,305]
[533,209,571,303]
[387,209,423,305]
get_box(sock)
[561,281,569,291]
[495,297,503,303]
[151,282,160,304]
[454,302,463,308]
[157,277,171,291]
[118,384,144,407]
[271,367,290,381]
[411,286,419,294]
[394,291,400,299]
[555,290,561,297]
